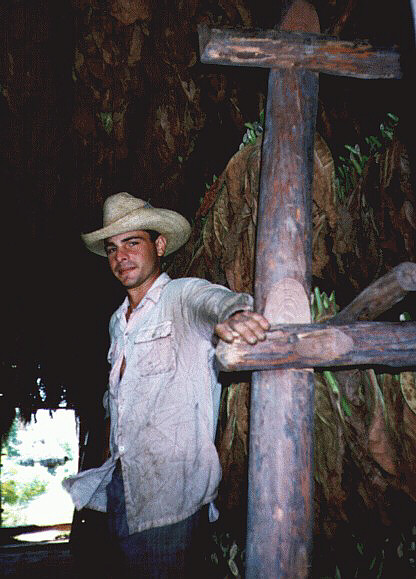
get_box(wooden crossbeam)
[198,24,402,79]
[217,321,416,371]
[331,261,416,324]
[218,261,416,371]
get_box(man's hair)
[145,230,161,242]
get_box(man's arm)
[215,311,270,344]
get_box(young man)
[64,192,269,577]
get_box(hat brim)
[82,207,191,257]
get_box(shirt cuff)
[217,292,253,324]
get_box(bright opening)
[1,409,79,541]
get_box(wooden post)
[197,1,406,576]
[245,4,319,576]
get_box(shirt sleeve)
[181,278,254,339]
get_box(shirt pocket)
[133,321,175,376]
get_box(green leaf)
[229,542,238,560]
[376,560,384,579]
[400,311,412,321]
[314,287,324,317]
[323,371,340,396]
[367,136,382,149]
[99,112,113,135]
[341,396,352,417]
[228,559,239,576]
[350,157,362,175]
[345,144,360,156]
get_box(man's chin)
[119,277,138,288]
[116,269,137,286]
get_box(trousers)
[106,462,208,578]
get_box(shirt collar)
[141,272,171,305]
[116,272,171,319]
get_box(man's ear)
[155,235,167,257]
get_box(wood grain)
[198,24,401,79]
[217,321,416,371]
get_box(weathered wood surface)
[198,24,402,79]
[244,2,318,576]
[217,321,416,371]
[331,262,416,324]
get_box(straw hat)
[82,192,191,257]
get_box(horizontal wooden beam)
[216,321,416,371]
[198,24,402,79]
[331,262,416,323]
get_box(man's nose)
[114,246,128,261]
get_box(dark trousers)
[106,463,208,578]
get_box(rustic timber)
[217,321,416,371]
[198,24,402,79]
[217,260,416,370]
[331,262,416,324]
[199,0,409,576]
[242,1,319,575]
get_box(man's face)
[104,230,166,290]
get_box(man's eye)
[128,241,138,247]
[106,247,115,255]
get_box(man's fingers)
[215,311,270,345]
[249,312,270,330]
[231,319,265,343]
[215,323,236,343]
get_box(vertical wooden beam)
[245,2,319,576]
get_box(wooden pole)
[197,1,408,575]
[245,3,319,576]
[330,262,416,324]
[217,321,416,371]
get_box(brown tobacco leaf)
[368,400,397,475]
[333,136,416,294]
[365,370,397,476]
[196,133,336,295]
[110,0,151,25]
[400,371,416,414]
[314,373,346,509]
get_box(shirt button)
[119,445,125,453]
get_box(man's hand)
[215,311,270,345]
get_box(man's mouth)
[117,266,136,275]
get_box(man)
[64,192,269,577]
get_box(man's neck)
[126,270,162,312]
